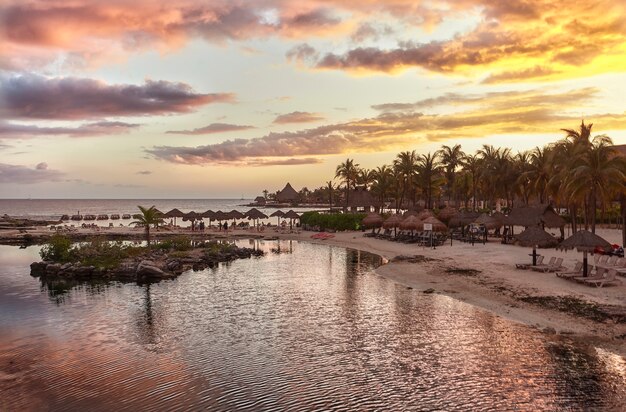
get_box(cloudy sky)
[1,0,626,198]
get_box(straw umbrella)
[212,210,228,229]
[515,227,558,266]
[418,209,435,220]
[403,210,419,218]
[228,210,245,228]
[270,210,285,226]
[383,214,403,237]
[399,215,422,234]
[245,208,268,228]
[422,216,447,232]
[362,213,383,230]
[557,230,612,277]
[437,207,458,224]
[164,208,185,226]
[283,210,300,229]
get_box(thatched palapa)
[362,213,383,229]
[503,204,565,228]
[448,211,480,228]
[515,227,558,248]
[399,215,422,231]
[283,210,300,220]
[347,186,381,212]
[557,230,612,276]
[474,213,502,230]
[422,216,447,232]
[276,183,299,203]
[383,214,402,229]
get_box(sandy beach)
[4,224,626,355]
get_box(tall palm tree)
[415,152,443,209]
[437,144,465,207]
[461,154,481,210]
[565,135,624,233]
[324,180,335,210]
[131,205,163,245]
[393,150,418,210]
[561,120,593,147]
[371,165,393,209]
[335,158,360,209]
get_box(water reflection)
[0,242,624,411]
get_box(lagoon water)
[1,240,625,411]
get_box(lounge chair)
[516,255,544,269]
[582,269,623,288]
[573,267,608,284]
[556,261,583,278]
[531,257,565,273]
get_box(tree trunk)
[145,226,151,246]
[621,193,626,247]
[591,186,596,234]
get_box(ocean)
[0,199,322,221]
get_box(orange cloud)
[273,111,324,124]
[148,87,626,165]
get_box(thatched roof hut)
[437,207,458,224]
[283,210,300,219]
[418,209,434,220]
[164,208,185,218]
[202,210,215,219]
[245,208,268,220]
[270,210,284,218]
[347,186,381,211]
[276,183,299,203]
[229,210,245,219]
[254,196,266,205]
[515,227,558,248]
[503,204,565,228]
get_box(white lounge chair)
[582,269,623,288]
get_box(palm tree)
[561,120,593,147]
[415,152,443,209]
[324,180,335,210]
[565,135,625,233]
[262,189,269,199]
[461,154,481,210]
[371,165,393,208]
[335,158,360,209]
[131,205,163,245]
[437,144,465,207]
[393,150,418,210]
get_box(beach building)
[346,186,381,213]
[276,183,299,204]
[254,196,266,206]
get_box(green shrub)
[40,234,73,262]
[156,235,193,251]
[300,212,367,231]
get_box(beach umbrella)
[228,210,245,227]
[182,211,201,222]
[516,227,558,265]
[245,208,268,228]
[418,209,435,220]
[164,208,185,225]
[473,213,502,230]
[422,216,447,232]
[449,211,480,228]
[283,210,300,229]
[399,215,422,231]
[402,210,419,218]
[362,213,383,229]
[437,207,458,224]
[557,230,612,277]
[270,210,285,226]
[383,214,402,229]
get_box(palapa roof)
[437,207,458,223]
[270,210,285,217]
[418,209,434,220]
[557,230,612,253]
[503,204,565,228]
[276,183,299,202]
[422,216,447,232]
[164,208,185,218]
[347,186,381,207]
[474,213,502,230]
[183,211,201,220]
[515,227,558,248]
[283,210,300,219]
[245,208,268,219]
[449,211,480,227]
[362,213,384,228]
[212,210,228,220]
[383,214,403,228]
[202,210,215,219]
[229,210,245,219]
[399,215,422,230]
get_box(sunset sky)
[1,0,626,198]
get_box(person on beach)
[224,221,228,231]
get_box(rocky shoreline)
[30,244,264,283]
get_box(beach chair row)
[556,261,624,288]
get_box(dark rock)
[423,288,435,294]
[542,326,557,335]
[30,261,48,277]
[46,263,62,275]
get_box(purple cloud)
[0,163,64,183]
[167,123,254,135]
[0,74,235,120]
[0,121,139,138]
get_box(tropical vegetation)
[131,205,164,245]
[294,121,625,244]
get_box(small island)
[30,234,264,282]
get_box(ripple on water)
[0,241,625,411]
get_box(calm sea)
[0,199,322,221]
